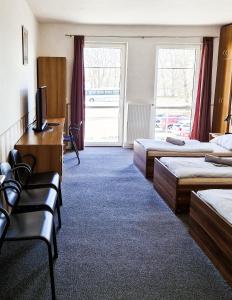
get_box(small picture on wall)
[22,26,28,65]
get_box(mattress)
[197,189,232,225]
[159,157,232,178]
[136,139,230,157]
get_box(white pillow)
[210,134,232,150]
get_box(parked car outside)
[170,120,191,138]
[155,114,190,131]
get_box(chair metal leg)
[76,152,80,165]
[56,204,62,230]
[52,222,58,260]
[74,145,80,165]
[47,243,56,300]
[71,140,80,165]
[58,183,63,206]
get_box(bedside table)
[209,132,224,141]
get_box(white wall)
[38,23,220,145]
[0,0,38,136]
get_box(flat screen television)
[33,86,48,132]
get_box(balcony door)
[84,44,126,146]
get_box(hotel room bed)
[153,157,232,213]
[190,190,232,287]
[133,138,232,179]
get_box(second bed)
[134,137,232,178]
[153,157,232,213]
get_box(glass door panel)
[85,107,119,143]
[84,45,124,145]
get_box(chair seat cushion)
[6,211,53,242]
[28,172,60,190]
[18,188,57,212]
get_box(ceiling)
[27,0,232,26]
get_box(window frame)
[84,42,127,146]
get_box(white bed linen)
[212,143,231,153]
[159,157,232,178]
[197,189,232,225]
[210,134,232,150]
[136,139,230,153]
[136,139,213,152]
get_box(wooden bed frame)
[190,192,232,287]
[153,158,232,213]
[133,140,232,179]
[133,140,154,178]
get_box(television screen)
[40,86,47,124]
[34,86,48,131]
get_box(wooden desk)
[15,118,64,177]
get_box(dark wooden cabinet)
[212,25,232,133]
[37,57,66,118]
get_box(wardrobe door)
[56,58,66,117]
[212,25,232,133]
[37,57,66,118]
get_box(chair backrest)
[0,201,9,250]
[9,149,28,184]
[0,162,14,181]
[0,162,20,207]
[9,149,22,166]
[69,121,82,145]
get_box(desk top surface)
[16,118,65,146]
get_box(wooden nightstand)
[209,132,224,141]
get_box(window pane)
[154,47,197,140]
[158,48,196,68]
[85,68,121,89]
[85,107,119,142]
[156,68,195,107]
[84,48,121,67]
[154,108,192,140]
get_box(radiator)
[126,103,153,144]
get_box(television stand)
[15,118,64,177]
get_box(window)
[154,46,200,140]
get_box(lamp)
[224,114,232,134]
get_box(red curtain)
[71,35,85,150]
[190,37,213,141]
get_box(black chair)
[0,162,61,230]
[0,190,58,300]
[9,149,63,206]
[0,205,10,252]
[63,121,82,164]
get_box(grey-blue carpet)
[0,147,232,300]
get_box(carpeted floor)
[0,147,232,300]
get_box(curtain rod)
[65,34,219,39]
